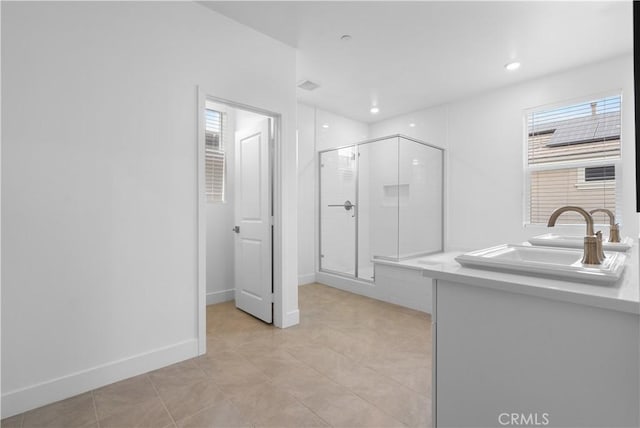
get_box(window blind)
[205,109,225,203]
[526,95,621,225]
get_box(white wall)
[370,55,636,251]
[370,105,449,150]
[315,109,369,152]
[1,1,297,417]
[297,104,316,285]
[448,55,636,250]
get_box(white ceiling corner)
[199,1,633,123]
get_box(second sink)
[455,244,626,285]
[528,233,633,252]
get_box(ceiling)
[200,1,633,123]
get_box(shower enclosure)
[319,135,444,281]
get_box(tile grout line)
[238,348,335,428]
[288,393,335,428]
[188,354,253,427]
[348,389,411,427]
[283,344,408,428]
[147,374,178,428]
[281,332,419,427]
[308,314,432,397]
[237,287,428,425]
[90,390,101,428]
[168,398,238,428]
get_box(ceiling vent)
[297,80,320,91]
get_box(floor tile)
[93,374,158,419]
[22,393,97,428]
[301,388,405,428]
[223,380,328,427]
[349,372,431,427]
[176,400,251,428]
[158,379,227,422]
[96,396,173,428]
[148,360,207,392]
[195,352,270,387]
[1,414,24,428]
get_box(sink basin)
[455,244,626,285]
[528,234,633,252]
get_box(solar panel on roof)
[544,112,620,146]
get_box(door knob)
[232,226,240,233]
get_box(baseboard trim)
[1,339,198,418]
[206,289,235,305]
[282,309,300,328]
[316,270,431,313]
[316,271,378,298]
[298,273,316,286]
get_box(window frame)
[522,92,623,228]
[204,107,227,204]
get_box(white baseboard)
[316,269,431,314]
[1,339,198,419]
[282,309,300,328]
[298,273,316,286]
[206,289,235,305]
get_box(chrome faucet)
[589,208,621,243]
[547,206,603,265]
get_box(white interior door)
[234,118,272,323]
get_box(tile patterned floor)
[2,283,432,428]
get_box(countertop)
[374,243,640,315]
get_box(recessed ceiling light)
[504,61,521,71]
[370,106,380,114]
[340,35,352,41]
[322,123,329,129]
[409,123,416,128]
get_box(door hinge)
[270,293,274,303]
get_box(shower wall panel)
[398,139,444,257]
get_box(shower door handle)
[327,200,356,211]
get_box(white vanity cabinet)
[431,278,639,428]
[417,247,640,428]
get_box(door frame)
[196,87,281,355]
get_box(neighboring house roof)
[530,111,620,147]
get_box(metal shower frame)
[317,134,445,282]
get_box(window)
[205,108,225,203]
[525,95,621,225]
[585,165,615,182]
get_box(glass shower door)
[319,147,357,276]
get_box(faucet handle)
[595,231,605,262]
[609,223,621,243]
